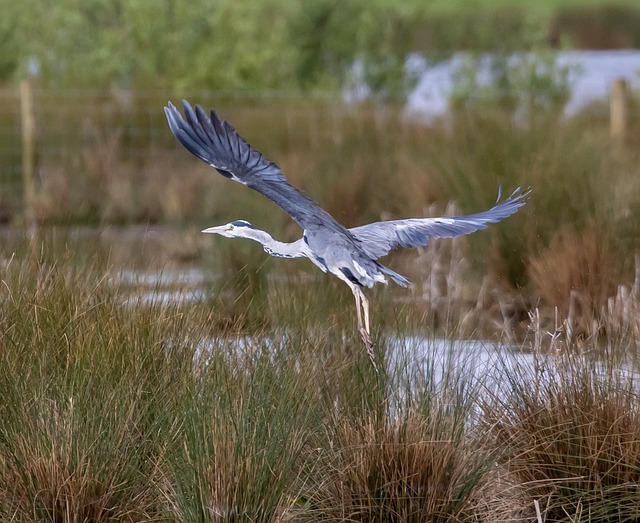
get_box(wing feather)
[184,102,209,145]
[166,100,530,270]
[350,187,530,259]
[165,100,349,234]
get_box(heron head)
[202,220,256,238]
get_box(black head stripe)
[231,220,255,229]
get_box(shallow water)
[406,49,640,123]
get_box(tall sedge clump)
[162,336,318,522]
[299,339,493,522]
[528,225,623,339]
[0,258,197,521]
[482,353,640,522]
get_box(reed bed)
[482,353,640,522]
[2,252,640,522]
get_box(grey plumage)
[165,100,530,359]
[165,101,347,235]
[349,186,527,260]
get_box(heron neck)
[243,229,304,259]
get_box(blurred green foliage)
[6,0,415,93]
[4,0,640,95]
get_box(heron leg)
[350,285,375,368]
[352,285,363,332]
[361,291,371,335]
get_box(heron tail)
[378,264,410,287]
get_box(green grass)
[0,262,186,520]
[419,0,638,15]
[188,0,640,16]
[3,242,640,521]
[0,254,489,521]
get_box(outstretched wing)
[349,187,530,260]
[165,100,348,235]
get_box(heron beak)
[202,226,226,234]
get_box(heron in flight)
[165,100,529,360]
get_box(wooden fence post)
[610,78,628,143]
[20,79,36,223]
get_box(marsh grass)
[422,107,640,338]
[483,352,640,522]
[0,258,196,521]
[299,411,489,522]
[5,251,640,521]
[0,255,503,522]
[161,337,318,522]
[297,338,494,523]
[528,225,624,341]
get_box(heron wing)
[349,187,530,260]
[165,100,348,235]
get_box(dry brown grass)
[33,137,215,224]
[483,354,640,522]
[299,379,490,523]
[0,404,160,522]
[528,225,624,340]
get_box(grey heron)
[165,100,529,359]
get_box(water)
[388,334,534,385]
[405,50,640,123]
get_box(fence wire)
[0,84,633,223]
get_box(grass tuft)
[483,352,640,522]
[0,257,197,521]
[299,340,492,523]
[160,336,318,522]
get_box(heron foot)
[359,328,377,370]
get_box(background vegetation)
[2,0,640,337]
[3,0,640,95]
[4,90,639,340]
